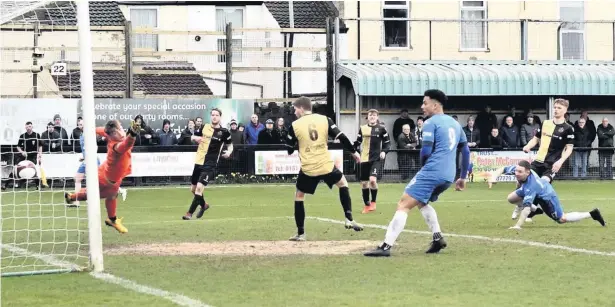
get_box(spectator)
[194,117,204,137]
[41,122,61,153]
[244,114,264,145]
[476,105,498,148]
[158,119,178,146]
[525,109,542,127]
[520,113,540,148]
[463,116,480,148]
[229,119,244,145]
[501,105,524,128]
[575,110,596,146]
[397,124,417,180]
[275,117,288,144]
[597,117,614,179]
[52,114,70,152]
[488,127,503,149]
[179,119,196,145]
[573,118,591,177]
[415,116,424,149]
[500,116,520,148]
[70,117,83,152]
[16,121,41,164]
[134,115,156,146]
[238,123,245,133]
[257,119,280,145]
[393,109,415,148]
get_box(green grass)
[2,181,615,306]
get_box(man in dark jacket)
[476,105,498,148]
[397,124,417,180]
[41,122,61,153]
[179,119,196,145]
[462,116,480,148]
[500,105,524,128]
[488,128,503,149]
[52,114,70,152]
[575,110,596,147]
[597,117,614,179]
[229,119,244,145]
[500,116,520,148]
[70,117,83,152]
[392,109,415,148]
[520,114,540,148]
[257,119,280,145]
[573,118,591,177]
[158,119,178,146]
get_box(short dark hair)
[196,117,203,121]
[47,122,54,127]
[77,116,83,121]
[162,119,171,126]
[25,121,32,125]
[104,120,120,136]
[517,160,531,171]
[292,96,312,111]
[424,89,447,105]
[211,108,222,116]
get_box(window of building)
[559,1,585,60]
[131,8,158,51]
[460,1,487,51]
[382,1,410,48]
[216,7,244,63]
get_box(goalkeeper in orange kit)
[65,119,141,234]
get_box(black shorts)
[296,167,344,195]
[530,161,555,182]
[190,164,216,186]
[359,161,381,181]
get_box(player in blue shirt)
[364,89,471,257]
[72,133,127,207]
[506,160,605,229]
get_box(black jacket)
[488,135,503,149]
[597,124,615,148]
[230,129,244,145]
[41,130,61,152]
[499,125,520,148]
[574,125,592,151]
[257,129,280,145]
[463,126,481,147]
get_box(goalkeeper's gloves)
[128,120,141,137]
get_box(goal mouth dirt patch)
[105,240,377,256]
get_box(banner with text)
[254,150,344,175]
[1,99,79,145]
[471,150,536,182]
[89,98,255,134]
[40,152,196,178]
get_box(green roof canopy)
[336,61,615,96]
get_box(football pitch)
[2,181,615,307]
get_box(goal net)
[1,1,105,276]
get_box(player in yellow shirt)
[285,97,362,241]
[182,108,233,220]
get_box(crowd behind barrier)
[1,144,613,190]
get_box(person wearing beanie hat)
[229,119,243,145]
[257,119,280,145]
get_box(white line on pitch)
[310,216,615,257]
[1,244,212,307]
[129,216,291,226]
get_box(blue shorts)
[535,196,564,222]
[404,172,452,205]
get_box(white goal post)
[1,0,104,276]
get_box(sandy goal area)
[105,240,377,256]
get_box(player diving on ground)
[506,160,605,229]
[364,89,471,257]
